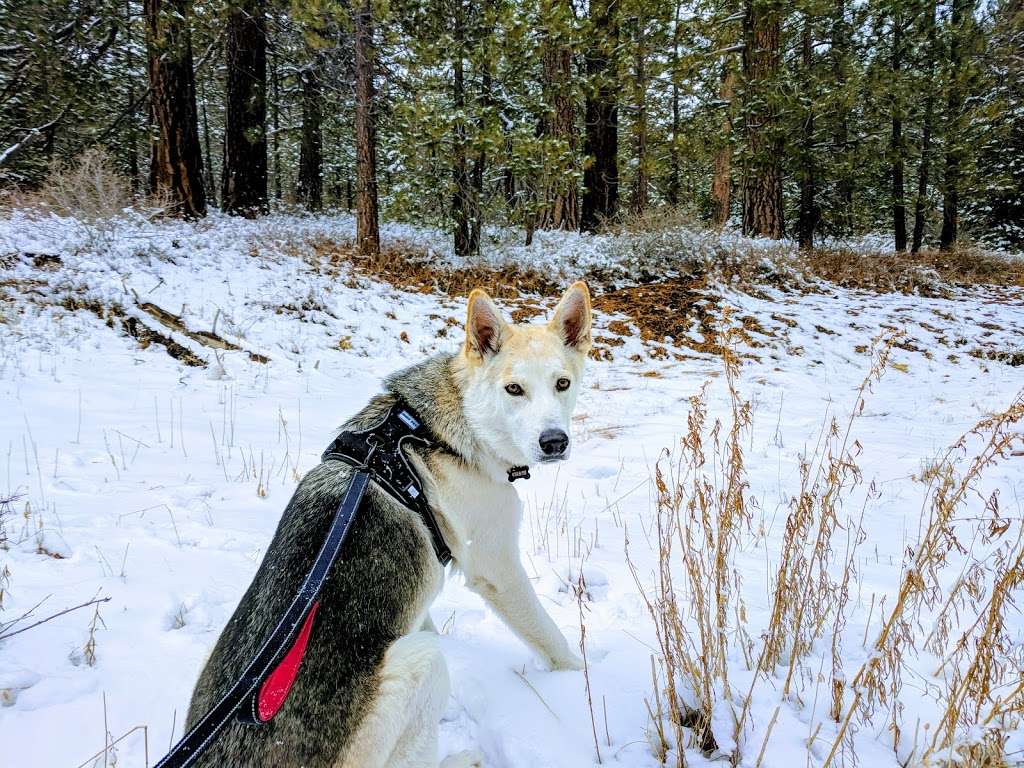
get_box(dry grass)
[5,148,133,222]
[631,316,1024,766]
[805,246,1024,293]
[305,237,561,299]
[825,390,1024,767]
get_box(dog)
[185,281,593,767]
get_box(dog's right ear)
[464,289,507,359]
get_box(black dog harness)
[155,400,461,768]
[321,403,452,565]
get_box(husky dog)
[186,282,593,768]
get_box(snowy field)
[1,211,1023,767]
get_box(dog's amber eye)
[556,377,571,392]
[505,383,524,396]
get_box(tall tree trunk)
[940,0,973,249]
[741,0,784,238]
[468,62,491,255]
[581,0,619,232]
[912,0,937,253]
[631,15,649,215]
[668,0,682,207]
[125,0,139,190]
[891,10,907,251]
[711,66,736,229]
[353,0,380,256]
[298,66,323,212]
[831,0,853,233]
[797,16,817,249]
[538,0,579,230]
[451,0,472,257]
[221,0,267,217]
[271,39,281,201]
[144,0,206,218]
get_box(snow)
[1,210,1022,767]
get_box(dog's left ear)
[549,281,592,351]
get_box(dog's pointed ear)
[464,289,508,359]
[549,281,592,351]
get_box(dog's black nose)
[539,429,569,456]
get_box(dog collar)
[507,466,530,482]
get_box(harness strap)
[153,472,370,768]
[321,402,453,566]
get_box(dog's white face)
[455,282,592,470]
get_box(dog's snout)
[539,429,569,457]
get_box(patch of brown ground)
[593,277,731,357]
[307,238,562,300]
[804,247,1024,293]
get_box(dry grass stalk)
[823,390,1024,767]
[759,333,897,687]
[628,309,753,763]
[575,571,603,765]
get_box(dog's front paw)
[548,650,584,671]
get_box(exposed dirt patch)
[593,277,731,357]
[969,348,1024,367]
[307,238,562,300]
[804,247,1024,293]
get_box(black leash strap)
[153,471,370,768]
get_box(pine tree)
[353,0,380,256]
[739,0,785,238]
[581,0,619,231]
[145,0,206,218]
[222,0,268,216]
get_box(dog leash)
[154,401,450,768]
[153,470,369,768]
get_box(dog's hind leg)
[339,632,480,768]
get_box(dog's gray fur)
[186,353,468,768]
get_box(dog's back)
[185,395,441,767]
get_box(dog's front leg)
[465,557,583,671]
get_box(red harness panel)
[256,601,320,722]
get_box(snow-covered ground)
[1,211,1022,767]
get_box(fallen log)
[136,301,270,364]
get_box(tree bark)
[538,0,579,230]
[144,0,206,218]
[354,0,380,256]
[630,15,649,216]
[221,0,268,217]
[830,0,853,234]
[912,0,937,254]
[741,0,784,239]
[797,16,817,249]
[271,38,281,201]
[298,66,323,212]
[581,0,619,232]
[668,0,682,207]
[940,0,973,249]
[891,10,907,251]
[451,0,475,256]
[125,0,139,190]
